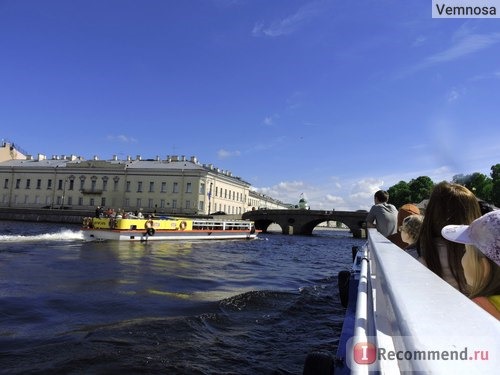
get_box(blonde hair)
[419,181,481,294]
[466,244,500,299]
[400,214,423,244]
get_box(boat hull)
[82,229,258,242]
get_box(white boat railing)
[349,229,499,374]
[191,220,253,230]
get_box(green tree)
[408,176,434,204]
[387,181,412,209]
[452,172,492,202]
[490,164,500,207]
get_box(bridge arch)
[242,210,367,238]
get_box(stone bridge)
[242,209,368,238]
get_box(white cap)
[441,210,500,267]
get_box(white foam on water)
[0,229,84,242]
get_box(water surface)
[0,221,363,374]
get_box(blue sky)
[1,0,499,210]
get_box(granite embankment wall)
[0,208,93,224]
[0,208,242,225]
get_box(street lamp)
[208,182,213,215]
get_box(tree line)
[387,164,500,209]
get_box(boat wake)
[0,229,84,242]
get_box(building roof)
[0,154,250,185]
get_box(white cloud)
[412,35,426,47]
[252,0,329,37]
[447,86,466,102]
[401,32,500,76]
[254,177,386,211]
[217,149,241,159]
[263,113,279,126]
[107,135,138,143]
[426,33,500,64]
[325,193,343,205]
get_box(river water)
[0,221,364,374]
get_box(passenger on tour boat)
[442,210,500,320]
[399,214,424,259]
[387,203,421,249]
[418,182,482,294]
[366,190,398,237]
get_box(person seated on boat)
[366,190,398,237]
[400,214,424,259]
[387,203,421,249]
[478,199,499,215]
[441,210,500,319]
[418,182,481,294]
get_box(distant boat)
[82,216,258,242]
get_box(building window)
[160,199,165,208]
[58,179,64,190]
[172,199,177,209]
[149,182,154,193]
[91,179,97,192]
[136,198,141,208]
[161,182,167,193]
[102,178,108,191]
[16,179,20,189]
[148,198,154,208]
[26,179,31,189]
[186,182,192,193]
[199,201,204,211]
[90,198,95,207]
[185,200,190,209]
[173,182,179,193]
[67,197,72,205]
[36,179,41,189]
[199,183,205,194]
[137,181,143,193]
[113,177,119,192]
[101,198,106,207]
[126,181,131,192]
[79,179,84,190]
[78,197,83,206]
[4,179,9,189]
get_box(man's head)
[374,190,389,204]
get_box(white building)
[0,142,289,215]
[0,143,253,215]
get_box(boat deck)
[323,229,499,374]
[304,229,500,375]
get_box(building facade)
[0,142,289,215]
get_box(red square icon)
[353,342,377,364]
